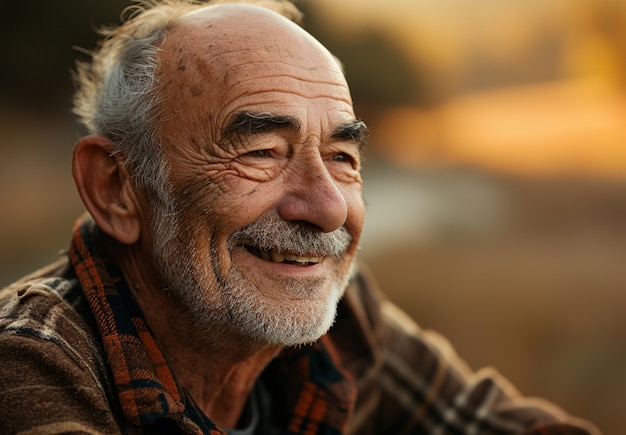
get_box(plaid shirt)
[0,215,600,434]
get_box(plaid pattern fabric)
[0,214,601,434]
[70,216,225,434]
[70,216,186,426]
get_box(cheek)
[172,165,245,215]
[215,172,284,215]
[175,171,280,239]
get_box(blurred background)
[1,0,624,432]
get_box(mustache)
[228,213,352,257]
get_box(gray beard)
[151,207,354,347]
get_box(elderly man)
[0,1,599,434]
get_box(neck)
[109,240,281,429]
[163,333,280,429]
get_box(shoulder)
[343,262,464,366]
[0,256,106,377]
[0,258,121,433]
[340,262,601,435]
[341,262,473,386]
[1,257,95,349]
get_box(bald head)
[177,3,332,65]
[158,3,346,102]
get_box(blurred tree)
[299,3,426,109]
[0,0,130,110]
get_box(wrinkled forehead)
[159,4,345,87]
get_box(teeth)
[270,251,285,262]
[251,247,321,265]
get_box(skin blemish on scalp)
[190,86,203,97]
[193,55,212,79]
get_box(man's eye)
[245,149,269,157]
[332,153,353,163]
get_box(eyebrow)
[224,111,369,147]
[331,120,369,148]
[224,112,301,137]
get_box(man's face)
[149,5,366,345]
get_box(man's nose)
[276,155,348,233]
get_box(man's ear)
[72,135,142,245]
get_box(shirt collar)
[69,214,186,425]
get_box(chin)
[225,275,348,347]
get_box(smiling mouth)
[245,245,322,266]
